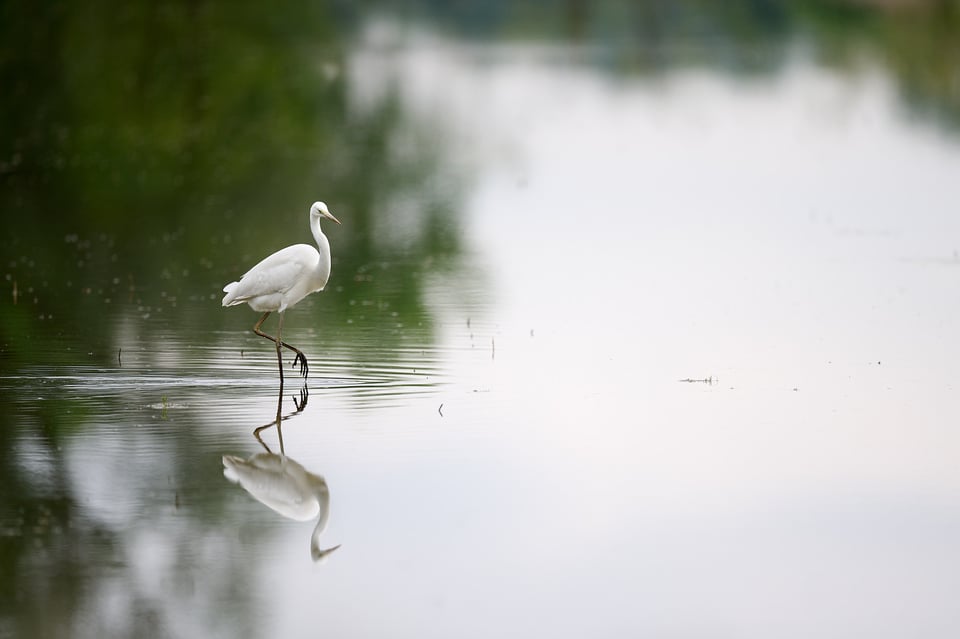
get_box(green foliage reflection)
[0,0,464,368]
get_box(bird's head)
[311,201,341,225]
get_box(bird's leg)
[252,311,283,384]
[253,312,278,345]
[252,312,309,379]
[275,376,284,421]
[276,313,310,379]
[275,312,285,384]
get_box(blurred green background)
[1,0,467,371]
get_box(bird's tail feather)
[221,281,240,307]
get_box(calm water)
[4,7,960,639]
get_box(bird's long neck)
[310,215,332,280]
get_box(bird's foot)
[292,352,309,378]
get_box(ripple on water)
[2,342,450,414]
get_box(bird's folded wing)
[232,245,314,300]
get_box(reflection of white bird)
[222,201,341,381]
[223,452,341,561]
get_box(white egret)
[223,452,341,561]
[222,201,340,381]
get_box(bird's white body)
[222,242,328,312]
[222,202,337,313]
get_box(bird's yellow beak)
[326,211,341,225]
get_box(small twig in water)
[118,347,122,366]
[679,376,715,384]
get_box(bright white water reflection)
[339,23,960,638]
[8,20,960,639]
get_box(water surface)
[3,6,960,639]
